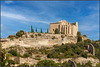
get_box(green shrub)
[83,35,87,37]
[36,60,55,66]
[77,63,84,67]
[81,52,87,58]
[38,33,41,36]
[16,30,24,37]
[8,50,17,56]
[23,53,30,58]
[6,54,13,58]
[61,61,71,66]
[8,35,15,38]
[84,61,92,67]
[30,35,34,38]
[8,60,15,65]
[53,44,59,48]
[96,63,100,67]
[35,34,37,36]
[15,36,19,38]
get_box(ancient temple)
[49,20,78,36]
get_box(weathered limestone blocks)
[2,33,78,48]
[74,57,99,66]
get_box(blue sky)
[1,1,99,40]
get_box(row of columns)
[59,25,72,35]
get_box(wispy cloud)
[1,12,28,21]
[79,24,98,31]
[79,12,99,32]
[1,11,52,24]
[5,1,13,4]
[88,4,99,11]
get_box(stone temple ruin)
[49,20,78,36]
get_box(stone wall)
[9,56,99,66]
[2,33,77,48]
[49,23,59,34]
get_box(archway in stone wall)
[68,60,77,67]
[88,44,95,56]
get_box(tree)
[83,35,87,37]
[77,36,82,42]
[77,31,81,36]
[40,28,43,33]
[47,28,49,33]
[20,30,24,34]
[55,29,60,34]
[31,25,34,33]
[36,28,37,33]
[16,30,24,37]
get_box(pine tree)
[31,25,34,33]
[41,28,43,33]
[36,28,37,33]
[47,28,48,33]
[32,29,34,33]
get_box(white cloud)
[79,13,99,32]
[88,4,99,11]
[79,24,98,31]
[1,12,28,21]
[5,1,13,4]
[1,11,52,24]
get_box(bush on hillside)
[16,30,24,37]
[8,50,17,56]
[23,53,30,58]
[8,60,15,65]
[83,35,87,37]
[36,60,56,66]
